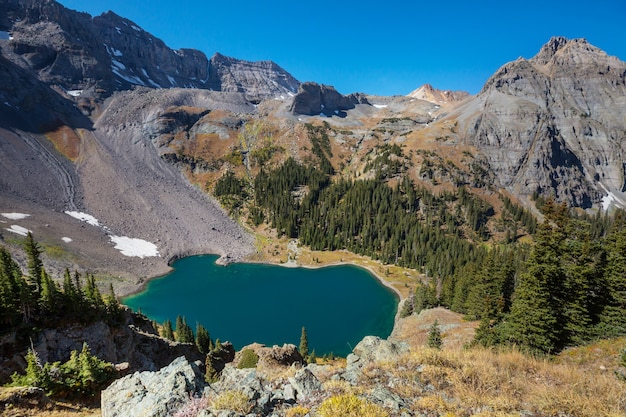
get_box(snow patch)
[65,211,101,227]
[598,183,626,211]
[62,237,73,243]
[67,90,82,97]
[142,69,161,88]
[115,27,122,34]
[131,25,141,32]
[1,212,30,220]
[6,225,30,236]
[111,59,126,70]
[112,68,146,86]
[110,236,159,258]
[167,75,176,86]
[111,47,123,57]
[373,104,387,109]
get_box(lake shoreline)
[122,254,397,356]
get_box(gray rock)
[352,336,410,364]
[287,368,323,401]
[342,336,409,384]
[455,36,626,208]
[289,82,369,116]
[101,356,206,417]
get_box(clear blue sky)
[57,0,625,96]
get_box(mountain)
[408,83,470,105]
[0,0,299,109]
[2,0,626,293]
[448,37,626,208]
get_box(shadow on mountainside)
[0,55,93,134]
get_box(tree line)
[0,233,121,328]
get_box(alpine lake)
[122,255,398,357]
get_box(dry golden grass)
[373,345,626,417]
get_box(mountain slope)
[0,0,299,104]
[448,37,626,208]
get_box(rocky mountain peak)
[207,52,300,103]
[0,0,300,104]
[408,83,470,105]
[460,36,626,208]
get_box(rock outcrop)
[101,335,410,417]
[207,52,300,102]
[451,36,626,208]
[102,356,206,417]
[289,82,370,116]
[0,310,204,385]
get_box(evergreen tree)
[195,323,211,354]
[414,282,437,313]
[505,201,566,354]
[599,222,626,336]
[427,320,443,349]
[299,326,309,358]
[39,269,59,312]
[104,283,122,321]
[84,274,104,310]
[161,319,175,341]
[24,232,43,294]
[175,315,194,343]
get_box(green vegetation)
[175,315,194,343]
[0,235,122,329]
[299,326,309,358]
[427,320,443,349]
[237,348,259,369]
[10,343,116,399]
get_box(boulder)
[101,356,206,417]
[287,368,323,401]
[343,336,409,383]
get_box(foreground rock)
[102,356,206,417]
[101,336,410,417]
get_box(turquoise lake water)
[122,255,398,357]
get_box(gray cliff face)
[0,0,298,102]
[289,81,370,116]
[208,52,301,102]
[457,37,626,208]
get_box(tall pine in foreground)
[599,215,626,336]
[505,201,567,354]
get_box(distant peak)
[407,84,469,105]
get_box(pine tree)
[24,232,43,295]
[39,269,58,312]
[104,283,121,321]
[299,326,309,358]
[175,315,194,343]
[195,323,211,354]
[599,223,626,336]
[161,319,175,341]
[427,320,442,349]
[84,274,104,310]
[505,203,565,354]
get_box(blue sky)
[57,0,625,96]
